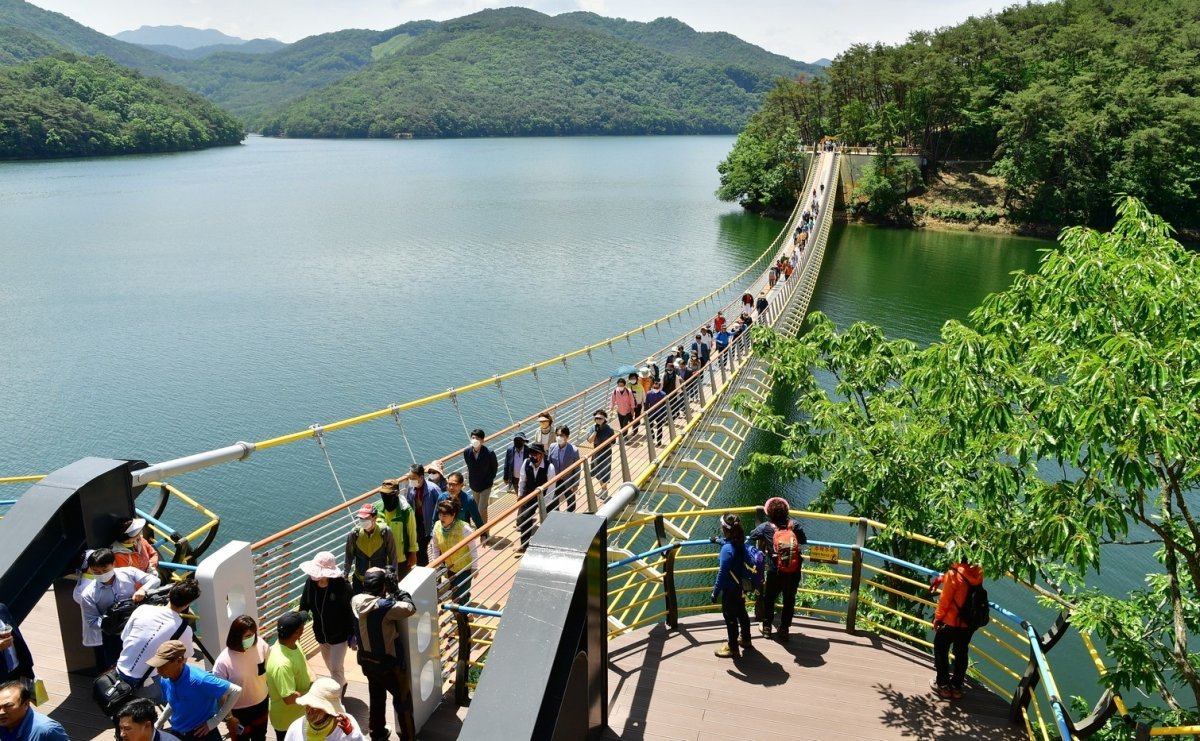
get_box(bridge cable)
[448,390,470,439]
[561,357,578,395]
[388,405,418,465]
[493,377,516,426]
[310,425,355,522]
[531,367,550,409]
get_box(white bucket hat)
[296,676,344,716]
[124,518,147,537]
[299,551,343,580]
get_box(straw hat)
[299,551,343,580]
[426,459,445,476]
[296,677,344,716]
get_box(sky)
[26,0,1012,62]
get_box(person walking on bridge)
[587,410,615,495]
[352,569,417,741]
[462,429,498,524]
[405,464,441,566]
[548,426,580,512]
[439,472,483,529]
[516,443,556,553]
[610,377,636,436]
[344,504,397,593]
[378,480,417,579]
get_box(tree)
[744,197,1200,725]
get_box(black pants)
[517,491,539,550]
[756,570,801,632]
[720,589,751,648]
[364,663,416,741]
[230,697,269,741]
[933,625,975,689]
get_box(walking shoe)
[759,623,773,638]
[739,636,752,648]
[929,678,953,699]
[775,629,790,642]
[714,642,740,658]
[950,686,964,700]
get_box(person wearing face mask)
[112,517,160,574]
[533,413,554,451]
[586,410,615,496]
[344,504,397,594]
[547,425,580,512]
[213,616,270,741]
[404,463,441,567]
[424,459,447,494]
[626,373,646,437]
[502,433,527,495]
[644,380,668,446]
[377,480,417,579]
[282,678,364,741]
[437,472,483,528]
[462,428,498,526]
[516,443,556,552]
[79,548,160,671]
[298,553,355,693]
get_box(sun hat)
[124,518,147,537]
[299,551,343,580]
[145,639,187,668]
[296,677,344,716]
[426,459,445,476]
[638,367,651,377]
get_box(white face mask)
[470,438,482,450]
[557,435,568,445]
[98,570,116,584]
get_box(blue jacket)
[712,541,749,597]
[406,481,442,538]
[548,441,580,491]
[438,490,484,528]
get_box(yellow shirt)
[266,642,311,731]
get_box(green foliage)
[0,54,243,159]
[912,203,1003,224]
[744,197,1200,721]
[850,143,922,223]
[0,25,62,65]
[719,0,1200,228]
[260,13,782,138]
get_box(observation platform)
[604,615,1024,741]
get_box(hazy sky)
[28,0,1009,61]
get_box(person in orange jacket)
[929,552,984,699]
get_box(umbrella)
[611,364,639,378]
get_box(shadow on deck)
[604,615,1025,741]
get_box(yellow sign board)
[807,545,839,564]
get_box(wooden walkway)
[604,615,1026,741]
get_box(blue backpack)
[742,543,765,593]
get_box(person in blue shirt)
[438,472,484,528]
[0,680,67,741]
[150,640,242,741]
[548,425,581,512]
[710,514,752,659]
[405,463,442,566]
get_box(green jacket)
[380,500,418,555]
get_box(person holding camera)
[79,548,161,671]
[351,568,416,741]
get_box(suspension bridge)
[0,144,1182,740]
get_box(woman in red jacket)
[930,557,984,699]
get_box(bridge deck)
[605,615,1026,741]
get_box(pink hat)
[300,551,343,580]
[355,502,378,520]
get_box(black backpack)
[959,582,990,628]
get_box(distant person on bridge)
[462,429,499,524]
[533,413,554,452]
[627,372,646,436]
[548,425,580,512]
[711,514,752,659]
[755,293,770,323]
[502,433,527,496]
[748,497,807,640]
[610,377,636,435]
[439,472,483,528]
[405,463,441,566]
[516,443,556,552]
[298,552,355,692]
[713,311,726,334]
[378,480,418,577]
[930,551,985,700]
[344,504,397,592]
[428,499,478,604]
[644,380,667,445]
[424,459,448,497]
[587,411,615,495]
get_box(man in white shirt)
[117,580,200,701]
[79,548,160,670]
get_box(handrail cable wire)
[310,425,356,524]
[388,406,418,465]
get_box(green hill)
[0,53,243,159]
[0,0,177,70]
[0,25,61,64]
[261,8,798,138]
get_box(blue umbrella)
[612,364,639,378]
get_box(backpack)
[772,522,802,575]
[959,581,990,629]
[741,543,765,593]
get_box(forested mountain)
[260,8,798,138]
[718,0,1200,229]
[0,54,243,159]
[139,39,287,60]
[114,25,252,49]
[0,25,59,64]
[0,0,177,70]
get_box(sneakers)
[760,623,773,638]
[739,636,752,648]
[929,678,953,699]
[950,686,964,700]
[714,642,740,658]
[775,629,790,642]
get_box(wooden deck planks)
[604,615,1028,741]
